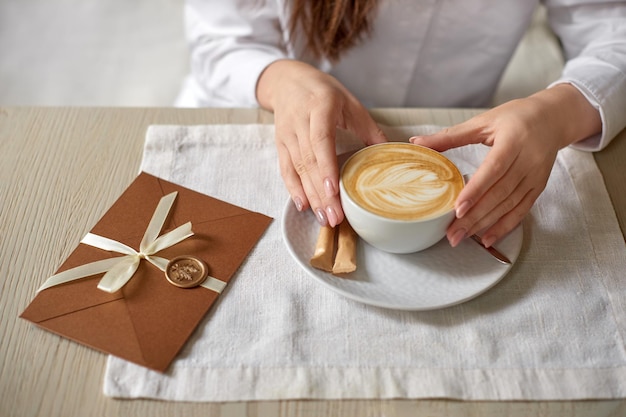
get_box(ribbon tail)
[145,256,169,272]
[200,277,227,294]
[139,192,178,253]
[81,233,138,256]
[143,222,193,254]
[37,257,125,293]
[97,256,141,293]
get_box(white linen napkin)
[104,124,626,401]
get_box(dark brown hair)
[289,0,379,61]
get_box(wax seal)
[165,256,208,288]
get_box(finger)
[292,144,329,226]
[462,174,530,237]
[294,115,339,226]
[276,119,328,226]
[276,139,308,212]
[309,104,340,199]
[409,121,487,152]
[308,98,383,227]
[308,113,345,226]
[343,100,388,146]
[454,142,520,219]
[479,187,538,248]
[445,147,521,247]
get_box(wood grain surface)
[1,107,624,417]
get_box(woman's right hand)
[256,59,387,227]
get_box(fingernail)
[408,136,420,143]
[293,196,304,211]
[315,208,328,226]
[449,228,466,247]
[481,234,496,248]
[324,177,336,197]
[326,206,338,227]
[456,200,471,218]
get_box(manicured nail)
[293,196,304,211]
[326,206,338,227]
[324,177,336,197]
[315,208,328,226]
[481,234,496,248]
[456,200,471,218]
[449,228,467,247]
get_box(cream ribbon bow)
[37,192,225,294]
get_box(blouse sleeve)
[544,0,626,151]
[184,0,288,106]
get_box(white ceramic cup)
[339,142,464,254]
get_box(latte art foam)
[342,143,463,221]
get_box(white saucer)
[282,189,523,311]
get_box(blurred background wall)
[0,0,188,106]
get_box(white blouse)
[179,0,626,151]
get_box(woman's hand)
[410,84,601,248]
[257,59,387,227]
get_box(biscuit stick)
[332,221,357,274]
[310,225,336,272]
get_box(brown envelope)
[20,172,272,372]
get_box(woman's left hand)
[410,84,601,248]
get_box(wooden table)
[1,107,625,417]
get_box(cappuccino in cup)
[340,143,464,253]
